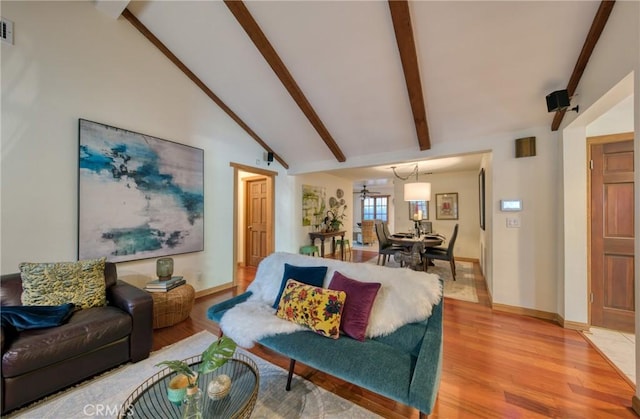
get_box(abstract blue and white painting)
[78,119,204,262]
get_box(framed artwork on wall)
[78,119,204,262]
[435,193,459,220]
[408,201,429,220]
[302,184,326,228]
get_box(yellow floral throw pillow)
[276,278,346,339]
[20,258,107,309]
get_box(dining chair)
[423,224,459,280]
[419,221,433,235]
[375,222,404,266]
[382,221,392,241]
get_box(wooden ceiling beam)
[388,0,431,151]
[224,0,346,162]
[121,8,289,169]
[551,0,616,131]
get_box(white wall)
[586,95,634,137]
[489,129,559,313]
[554,0,638,399]
[0,1,289,291]
[559,0,638,327]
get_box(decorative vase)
[167,374,190,406]
[182,386,203,419]
[156,258,174,281]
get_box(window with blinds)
[362,196,388,221]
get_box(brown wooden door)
[246,178,268,267]
[590,138,635,333]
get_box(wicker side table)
[150,284,195,329]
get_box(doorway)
[588,132,635,333]
[231,163,277,284]
[245,177,268,267]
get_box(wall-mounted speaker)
[546,89,570,112]
[266,151,274,165]
[515,137,536,158]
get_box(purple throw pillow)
[328,271,381,341]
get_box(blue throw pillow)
[272,263,328,309]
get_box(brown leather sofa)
[0,262,153,414]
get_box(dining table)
[388,234,443,248]
[388,234,444,271]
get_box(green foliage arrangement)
[156,336,237,387]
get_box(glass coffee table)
[119,353,259,419]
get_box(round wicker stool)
[150,284,195,329]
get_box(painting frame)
[435,193,459,220]
[302,184,326,228]
[479,169,486,230]
[78,119,205,263]
[408,201,429,220]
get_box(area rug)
[365,257,479,303]
[8,331,378,418]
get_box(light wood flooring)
[152,250,636,418]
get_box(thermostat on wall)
[500,200,522,211]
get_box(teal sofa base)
[208,290,443,417]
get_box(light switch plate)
[506,218,520,228]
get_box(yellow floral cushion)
[275,279,346,339]
[20,258,107,309]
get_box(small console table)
[309,230,346,260]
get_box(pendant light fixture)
[391,165,431,201]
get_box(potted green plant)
[326,204,347,232]
[157,336,237,407]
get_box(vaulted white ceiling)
[122,0,602,176]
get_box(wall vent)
[1,18,14,45]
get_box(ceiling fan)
[354,185,381,200]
